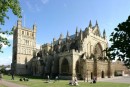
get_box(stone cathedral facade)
[12,20,129,80]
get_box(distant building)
[12,20,129,80]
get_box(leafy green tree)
[0,65,5,73]
[108,16,130,68]
[0,0,21,52]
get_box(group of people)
[47,75,59,83]
[90,76,97,84]
[69,77,79,86]
[92,76,97,83]
[19,77,29,81]
[69,76,97,85]
[46,75,96,85]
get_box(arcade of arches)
[58,42,111,80]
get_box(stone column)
[71,55,76,80]
[71,52,79,80]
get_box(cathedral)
[12,20,129,81]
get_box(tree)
[108,16,130,69]
[0,0,21,52]
[0,65,5,73]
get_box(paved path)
[98,76,130,84]
[0,80,27,87]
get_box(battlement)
[59,49,83,57]
[22,27,34,32]
[42,43,51,47]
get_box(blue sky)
[0,0,130,65]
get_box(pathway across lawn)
[0,80,28,87]
[99,76,130,84]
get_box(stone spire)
[59,33,63,40]
[87,20,92,35]
[53,38,56,42]
[89,20,92,28]
[33,23,37,39]
[80,28,83,40]
[33,23,37,33]
[17,19,22,29]
[76,27,78,36]
[53,38,56,44]
[51,42,53,51]
[66,31,70,42]
[67,30,69,37]
[103,29,106,39]
[96,20,98,27]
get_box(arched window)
[61,58,69,74]
[76,61,80,74]
[101,71,105,78]
[27,32,29,36]
[94,43,103,58]
[22,31,24,35]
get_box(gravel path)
[98,76,130,84]
[0,80,28,87]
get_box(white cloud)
[1,43,8,48]
[41,0,49,5]
[7,35,13,40]
[0,56,12,65]
[0,34,13,49]
[36,43,41,49]
[0,34,13,41]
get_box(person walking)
[0,71,3,80]
[93,76,97,83]
[11,70,14,80]
[47,75,50,82]
[55,76,58,82]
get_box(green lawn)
[2,75,130,87]
[0,84,7,87]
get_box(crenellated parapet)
[58,49,84,57]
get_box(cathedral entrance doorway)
[94,42,103,77]
[101,71,104,78]
[91,72,93,79]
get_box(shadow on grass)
[16,75,43,80]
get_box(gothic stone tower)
[12,19,36,74]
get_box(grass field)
[0,85,7,87]
[2,75,130,87]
